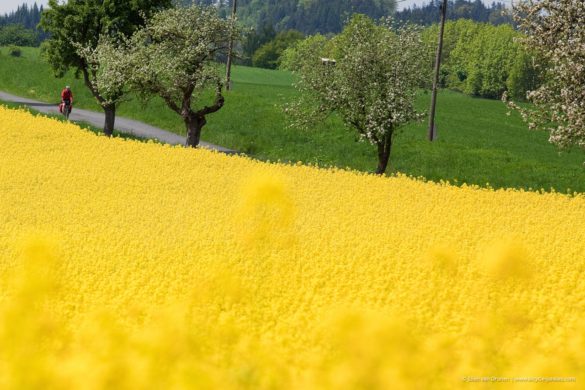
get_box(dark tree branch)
[81,65,105,104]
[161,94,181,115]
[195,82,225,117]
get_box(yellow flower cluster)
[1,106,584,389]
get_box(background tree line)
[192,0,513,70]
[0,2,46,46]
[280,19,543,102]
[185,0,398,35]
[2,0,513,69]
[422,19,543,100]
[1,1,543,101]
[396,0,512,26]
[190,1,511,35]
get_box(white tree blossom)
[286,15,431,174]
[107,5,239,147]
[74,37,131,108]
[505,0,585,152]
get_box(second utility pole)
[225,0,238,91]
[427,0,448,141]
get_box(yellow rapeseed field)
[1,105,584,389]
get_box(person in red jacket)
[60,86,73,114]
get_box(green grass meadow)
[1,46,583,192]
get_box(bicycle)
[62,100,72,120]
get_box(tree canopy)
[252,30,304,69]
[39,0,172,135]
[419,19,544,101]
[0,24,39,46]
[505,0,585,153]
[117,5,240,147]
[285,15,431,174]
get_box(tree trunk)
[375,135,393,175]
[104,104,116,137]
[185,114,206,147]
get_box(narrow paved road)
[0,91,235,153]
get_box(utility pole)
[427,0,448,141]
[225,0,237,91]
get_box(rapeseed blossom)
[0,106,584,388]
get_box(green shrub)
[0,24,39,47]
[253,30,304,69]
[507,50,543,101]
[8,46,22,57]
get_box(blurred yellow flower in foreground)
[0,106,584,388]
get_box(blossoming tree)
[122,5,239,147]
[505,0,585,151]
[40,0,172,136]
[285,15,430,174]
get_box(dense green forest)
[237,0,397,34]
[0,2,45,46]
[186,0,397,34]
[396,0,512,26]
[0,2,43,29]
[187,0,511,33]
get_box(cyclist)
[60,85,73,115]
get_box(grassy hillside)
[1,46,583,192]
